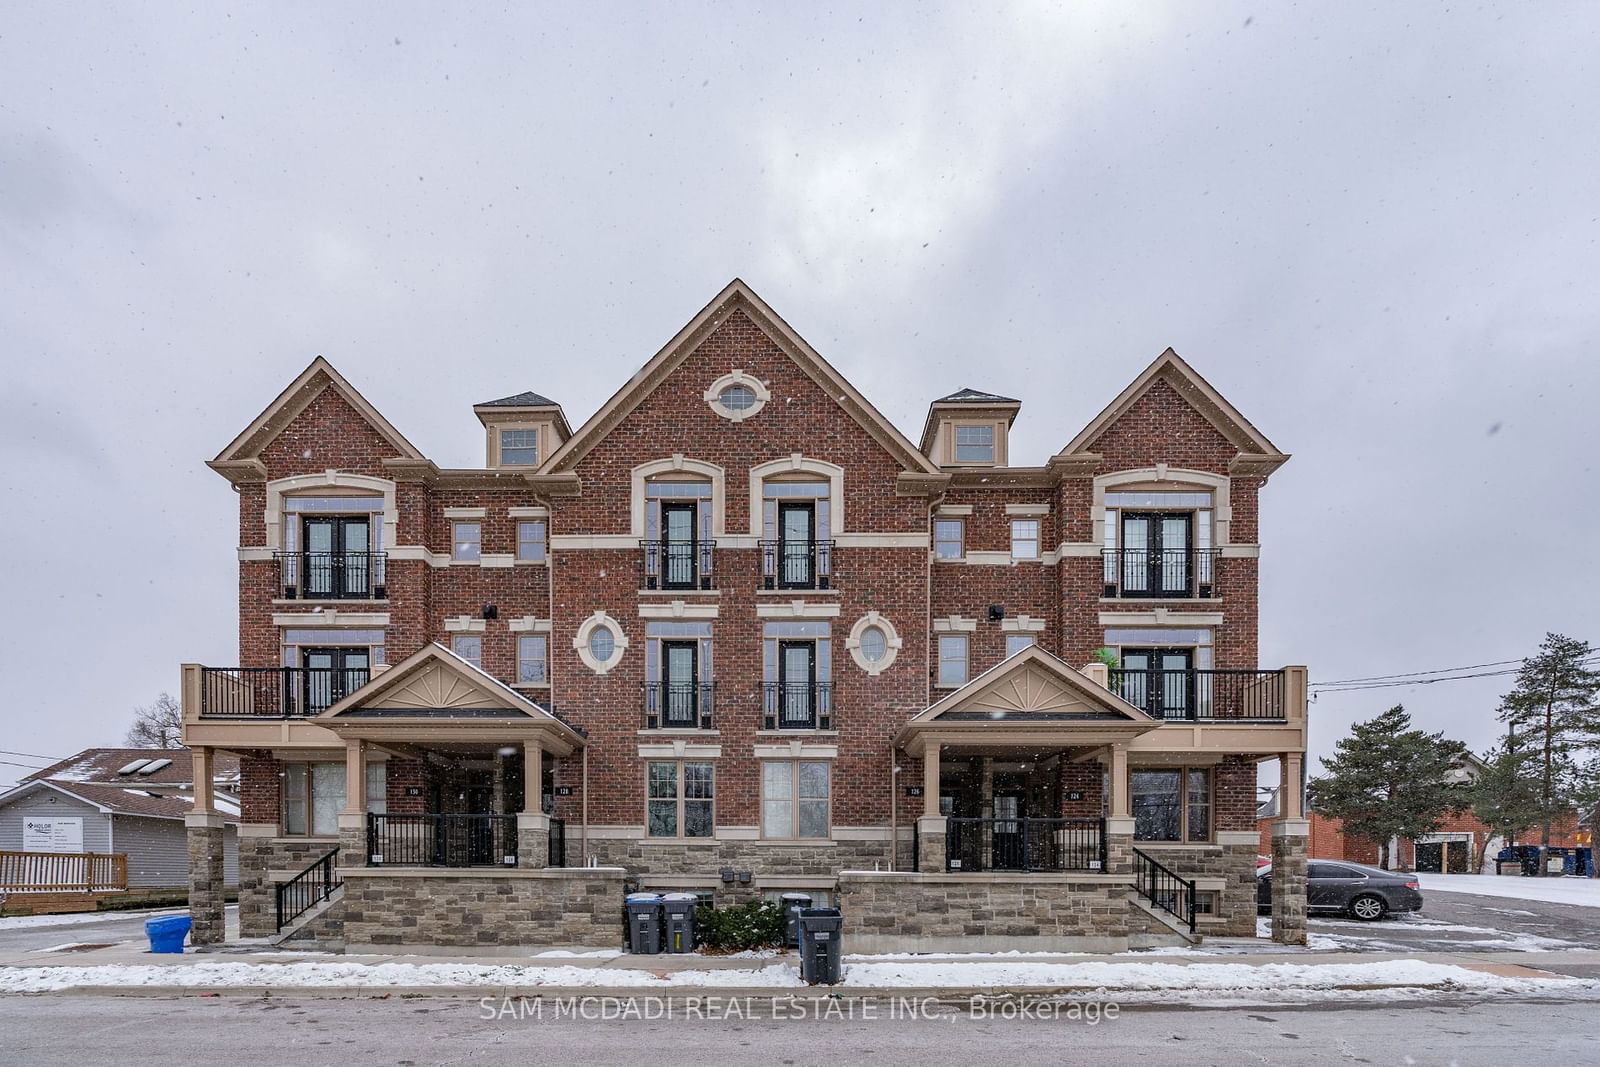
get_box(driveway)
[0,906,237,958]
[1306,885,1600,953]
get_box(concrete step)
[1130,896,1204,945]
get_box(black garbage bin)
[626,892,664,954]
[797,907,843,986]
[780,892,813,948]
[662,892,699,953]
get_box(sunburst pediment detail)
[963,665,1089,716]
[378,663,502,711]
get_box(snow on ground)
[0,958,1592,998]
[1418,874,1600,908]
[0,908,185,932]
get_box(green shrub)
[694,900,786,951]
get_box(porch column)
[517,739,551,868]
[916,742,946,872]
[1103,742,1133,875]
[184,743,226,945]
[337,738,367,868]
[1271,752,1309,944]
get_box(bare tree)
[126,692,184,749]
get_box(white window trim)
[932,615,978,633]
[450,520,482,563]
[703,369,772,422]
[1010,518,1041,561]
[515,633,551,688]
[262,472,398,553]
[747,454,845,537]
[845,611,902,676]
[574,611,629,675]
[1000,614,1047,633]
[936,632,970,689]
[759,758,833,840]
[630,455,726,539]
[645,759,717,840]
[1004,503,1051,516]
[443,616,487,633]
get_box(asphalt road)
[1,994,1594,1066]
[0,906,235,955]
[1305,886,1600,954]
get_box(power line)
[0,758,50,771]
[0,748,66,762]
[1311,654,1600,692]
[1310,659,1525,687]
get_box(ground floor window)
[283,761,386,836]
[647,761,714,838]
[761,760,830,839]
[1131,767,1211,842]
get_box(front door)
[661,502,698,590]
[991,792,1024,870]
[1120,512,1192,597]
[778,502,816,588]
[1119,648,1194,719]
[463,783,496,865]
[300,647,370,715]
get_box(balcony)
[197,666,371,718]
[639,540,715,591]
[642,681,716,730]
[1110,667,1286,722]
[944,817,1105,873]
[1100,548,1216,599]
[760,538,834,590]
[761,681,832,730]
[276,551,387,600]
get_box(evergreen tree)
[1308,705,1469,869]
[1497,633,1600,852]
[1471,730,1543,868]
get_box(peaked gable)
[910,646,1156,723]
[209,356,425,478]
[1055,348,1287,472]
[319,643,557,721]
[545,279,942,479]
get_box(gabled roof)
[543,279,943,478]
[907,645,1156,725]
[934,387,1020,405]
[23,748,240,789]
[0,779,240,823]
[1054,348,1288,472]
[477,390,560,408]
[209,356,426,477]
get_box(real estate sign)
[23,816,84,853]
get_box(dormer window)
[954,424,995,463]
[499,429,539,466]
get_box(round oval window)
[588,627,616,663]
[718,383,757,412]
[859,625,888,663]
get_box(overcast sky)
[2,3,1597,789]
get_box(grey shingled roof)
[24,748,239,788]
[477,390,560,408]
[934,387,1020,404]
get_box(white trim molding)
[443,616,487,633]
[507,616,553,633]
[756,600,841,619]
[507,506,550,519]
[637,741,723,759]
[1093,467,1233,546]
[1004,503,1051,516]
[703,369,772,422]
[272,611,390,628]
[934,503,973,517]
[1098,609,1224,627]
[639,600,721,620]
[748,454,845,536]
[631,455,727,538]
[845,611,903,676]
[442,506,487,519]
[479,553,515,569]
[753,741,839,759]
[574,611,629,675]
[1000,614,1047,633]
[932,615,979,633]
[263,471,397,552]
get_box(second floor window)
[1104,493,1215,598]
[762,623,831,729]
[937,634,969,687]
[298,516,378,599]
[934,518,964,560]
[516,520,547,562]
[762,481,831,589]
[500,429,539,466]
[452,521,481,562]
[644,481,713,590]
[1010,519,1040,560]
[517,635,548,685]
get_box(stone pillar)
[185,813,228,945]
[1271,818,1309,944]
[236,824,278,938]
[1103,743,1132,875]
[517,740,549,867]
[917,743,946,872]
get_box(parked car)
[1257,860,1424,921]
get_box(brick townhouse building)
[181,279,1311,952]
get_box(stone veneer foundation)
[185,817,228,945]
[340,867,627,949]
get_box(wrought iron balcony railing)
[759,538,834,590]
[1101,548,1216,599]
[945,816,1106,873]
[198,666,371,718]
[276,551,387,600]
[761,681,832,730]
[1109,667,1286,722]
[642,681,716,730]
[640,540,715,591]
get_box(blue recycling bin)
[145,915,192,953]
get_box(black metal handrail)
[199,666,372,718]
[944,817,1105,873]
[548,816,566,868]
[642,682,715,730]
[275,846,341,932]
[1110,668,1286,722]
[759,538,834,590]
[275,551,388,600]
[640,539,715,591]
[1132,848,1197,933]
[367,813,520,868]
[761,681,832,730]
[1101,548,1217,599]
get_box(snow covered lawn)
[0,957,1592,999]
[0,908,186,932]
[1417,874,1600,908]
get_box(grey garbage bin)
[780,892,813,947]
[662,893,699,953]
[625,892,664,954]
[797,907,843,986]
